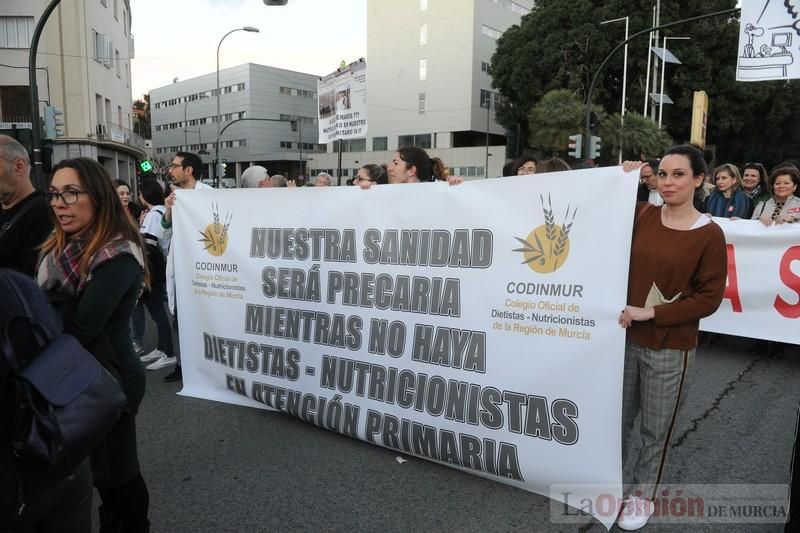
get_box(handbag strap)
[0,197,40,241]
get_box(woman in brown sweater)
[616,145,727,531]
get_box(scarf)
[37,234,145,297]
[705,190,749,218]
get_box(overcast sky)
[130,0,366,99]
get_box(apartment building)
[308,0,534,182]
[150,63,322,187]
[0,0,145,181]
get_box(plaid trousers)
[621,338,695,501]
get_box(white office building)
[0,0,145,181]
[308,0,534,182]
[150,63,323,187]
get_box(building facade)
[150,63,323,187]
[308,0,533,182]
[0,0,145,182]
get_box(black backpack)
[0,269,126,519]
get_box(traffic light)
[217,159,227,177]
[43,105,64,139]
[139,159,153,173]
[589,136,602,159]
[568,134,583,158]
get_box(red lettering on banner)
[723,244,743,313]
[774,246,800,319]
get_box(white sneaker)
[145,355,177,370]
[140,349,166,363]
[617,496,655,531]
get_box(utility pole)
[28,0,62,190]
[649,0,661,122]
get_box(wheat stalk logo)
[199,203,233,257]
[512,195,577,273]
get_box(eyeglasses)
[45,190,88,205]
[169,162,184,169]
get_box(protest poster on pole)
[317,59,367,143]
[737,1,800,81]
[172,168,637,530]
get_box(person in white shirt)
[158,152,213,382]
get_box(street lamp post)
[658,36,691,128]
[601,16,629,163]
[215,26,259,187]
[184,93,208,148]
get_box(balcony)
[96,121,145,151]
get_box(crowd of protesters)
[1,129,799,532]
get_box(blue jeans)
[131,283,174,357]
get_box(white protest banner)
[700,218,800,344]
[317,59,367,143]
[737,1,800,81]
[172,168,638,530]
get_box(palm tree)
[527,89,585,156]
[599,111,672,160]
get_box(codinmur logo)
[512,194,577,273]
[198,203,233,257]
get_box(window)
[415,134,432,149]
[480,89,494,108]
[92,31,113,67]
[100,0,107,6]
[115,50,120,76]
[481,61,491,73]
[481,25,502,40]
[237,82,245,91]
[418,92,426,115]
[113,0,118,20]
[420,24,428,46]
[0,17,34,48]
[373,137,388,151]
[420,0,427,10]
[122,10,127,36]
[398,134,431,149]
[398,135,414,149]
[419,59,427,81]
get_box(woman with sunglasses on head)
[37,158,150,532]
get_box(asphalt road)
[101,329,799,533]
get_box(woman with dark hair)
[386,146,433,183]
[37,158,150,532]
[114,179,142,222]
[741,162,771,212]
[133,180,175,371]
[617,145,727,530]
[354,163,388,186]
[751,166,800,225]
[513,155,537,175]
[704,163,751,218]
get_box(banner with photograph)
[700,218,800,344]
[172,168,638,530]
[737,1,800,81]
[317,59,367,143]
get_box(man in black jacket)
[0,135,53,276]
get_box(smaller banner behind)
[700,218,800,344]
[737,2,800,81]
[317,59,367,143]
